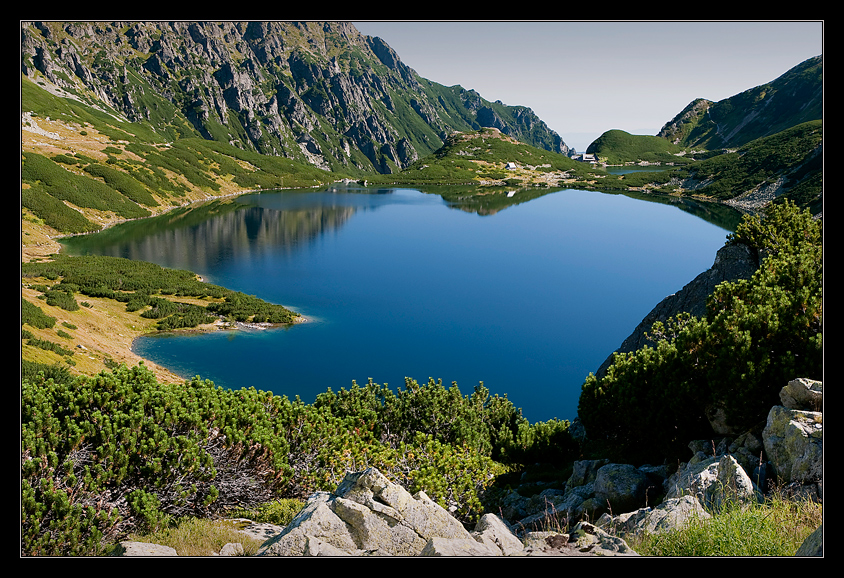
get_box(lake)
[61,185,741,423]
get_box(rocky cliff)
[21,21,569,175]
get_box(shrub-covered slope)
[578,201,823,464]
[21,362,576,555]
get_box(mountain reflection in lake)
[61,186,739,423]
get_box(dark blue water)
[62,186,737,423]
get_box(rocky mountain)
[21,21,569,175]
[657,55,822,150]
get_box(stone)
[779,378,823,412]
[635,495,710,536]
[665,456,720,502]
[704,454,759,512]
[420,536,502,556]
[235,521,284,542]
[472,513,525,556]
[258,467,474,557]
[593,463,651,514]
[762,405,823,484]
[522,531,568,550]
[258,493,359,556]
[219,542,244,556]
[567,459,609,487]
[303,536,353,556]
[565,522,638,556]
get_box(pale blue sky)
[352,21,823,152]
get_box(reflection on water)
[61,185,741,422]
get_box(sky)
[351,21,824,152]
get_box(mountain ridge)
[656,55,822,150]
[21,21,570,175]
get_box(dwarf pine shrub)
[578,201,822,464]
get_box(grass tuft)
[630,489,822,556]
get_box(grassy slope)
[586,129,695,165]
[21,283,189,385]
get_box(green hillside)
[658,55,822,150]
[585,129,694,165]
[667,120,823,212]
[374,127,599,185]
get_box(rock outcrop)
[253,466,638,557]
[259,467,475,556]
[763,378,824,488]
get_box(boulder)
[219,542,244,556]
[519,523,637,556]
[779,378,822,412]
[631,495,710,536]
[472,513,526,556]
[593,463,651,514]
[420,537,502,557]
[565,522,638,556]
[704,455,759,512]
[795,525,823,557]
[522,531,568,550]
[762,405,823,484]
[258,493,359,556]
[567,459,609,487]
[597,495,711,539]
[258,467,475,556]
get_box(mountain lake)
[60,185,742,423]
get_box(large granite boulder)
[592,463,652,514]
[258,467,473,556]
[664,454,759,510]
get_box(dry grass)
[21,281,189,385]
[124,517,266,557]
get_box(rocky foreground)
[113,378,822,557]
